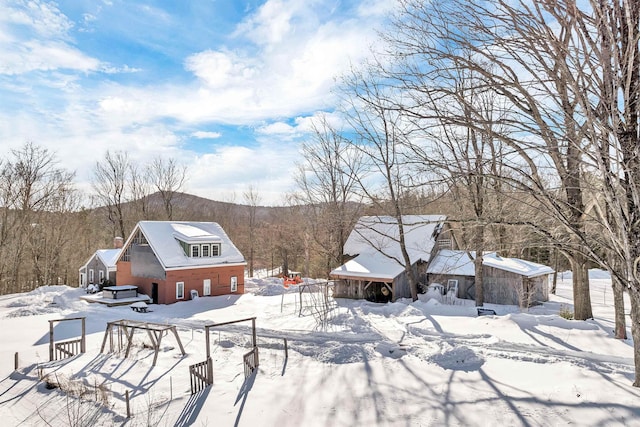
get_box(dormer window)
[177,239,221,258]
[172,224,223,258]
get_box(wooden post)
[125,390,131,418]
[81,317,86,353]
[251,318,256,348]
[170,326,186,355]
[124,326,135,358]
[100,322,111,353]
[283,338,288,359]
[48,320,54,361]
[152,330,163,367]
[205,325,211,359]
[207,357,213,385]
[14,352,18,370]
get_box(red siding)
[116,261,245,304]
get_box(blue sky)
[0,0,394,205]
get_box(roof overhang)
[165,261,248,272]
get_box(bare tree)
[92,151,130,239]
[0,143,76,293]
[385,0,595,318]
[339,69,426,301]
[294,114,365,276]
[147,157,187,220]
[129,163,153,220]
[243,185,261,277]
[384,0,640,385]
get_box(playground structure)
[281,280,337,326]
[100,319,186,366]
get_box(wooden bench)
[130,302,149,313]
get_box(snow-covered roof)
[124,221,246,270]
[331,215,446,280]
[96,249,121,271]
[79,248,121,272]
[427,249,554,278]
[330,252,406,281]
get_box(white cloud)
[0,0,74,38]
[234,0,301,47]
[0,1,94,75]
[0,40,101,75]
[184,50,257,88]
[102,0,389,126]
[188,141,300,205]
[257,121,296,135]
[192,131,222,139]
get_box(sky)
[0,273,639,425]
[0,0,395,205]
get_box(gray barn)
[426,250,552,307]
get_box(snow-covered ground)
[0,272,639,426]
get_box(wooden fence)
[53,338,83,361]
[243,347,259,379]
[189,358,213,394]
[49,317,86,362]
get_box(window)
[176,282,185,299]
[231,276,238,292]
[177,239,221,257]
[89,269,94,283]
[203,279,211,296]
[99,270,104,283]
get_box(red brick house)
[116,221,246,304]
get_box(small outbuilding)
[78,240,122,288]
[426,249,553,306]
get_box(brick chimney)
[114,237,124,249]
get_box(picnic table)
[130,302,149,313]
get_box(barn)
[330,215,449,302]
[426,249,553,306]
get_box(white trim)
[176,281,185,299]
[165,262,248,272]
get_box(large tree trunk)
[571,250,593,320]
[630,290,640,387]
[612,277,627,339]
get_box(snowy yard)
[0,273,639,426]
